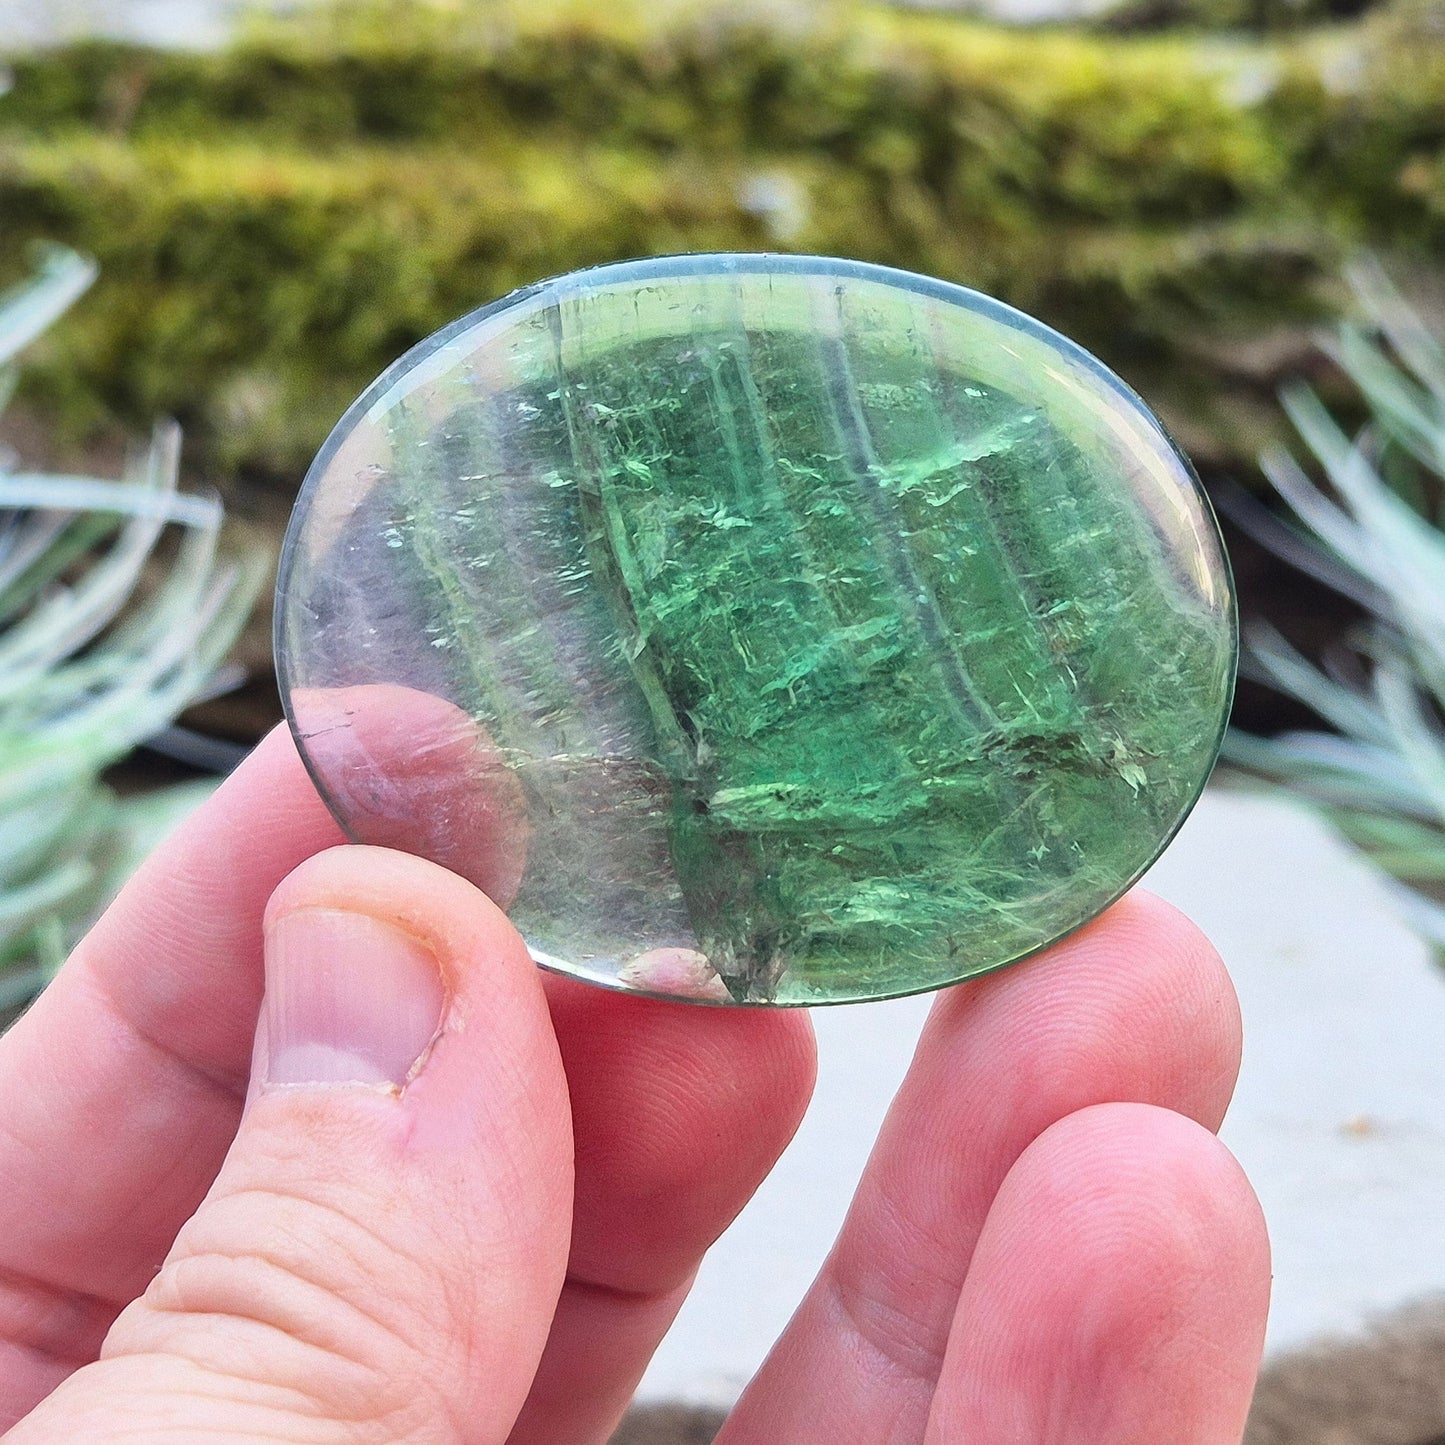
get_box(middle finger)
[718,889,1243,1443]
[508,975,817,1445]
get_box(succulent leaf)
[0,249,261,996]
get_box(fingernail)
[262,909,445,1087]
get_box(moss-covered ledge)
[0,0,1438,479]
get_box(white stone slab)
[636,785,1445,1405]
[0,0,287,49]
[1156,790,1445,1356]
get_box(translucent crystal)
[276,254,1235,1005]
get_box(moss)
[2,6,1290,211]
[0,0,1437,477]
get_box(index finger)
[0,725,346,1423]
[0,679,527,1374]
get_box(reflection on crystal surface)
[277,254,1235,1005]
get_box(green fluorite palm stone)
[276,254,1234,1005]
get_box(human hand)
[0,725,1268,1443]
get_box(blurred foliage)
[1228,261,1445,956]
[0,248,263,1006]
[1096,0,1376,34]
[0,0,1441,479]
[1097,0,1436,36]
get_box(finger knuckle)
[106,1187,455,1442]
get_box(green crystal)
[276,254,1235,1005]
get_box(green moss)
[0,0,1437,477]
[1,5,1289,207]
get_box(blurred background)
[6,0,1443,742]
[3,0,1445,1439]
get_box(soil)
[1244,1303,1445,1445]
[610,1405,728,1444]
[608,1303,1445,1444]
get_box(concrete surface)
[635,785,1445,1405]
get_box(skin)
[0,725,1269,1443]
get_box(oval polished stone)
[276,254,1235,1005]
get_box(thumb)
[7,846,574,1445]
